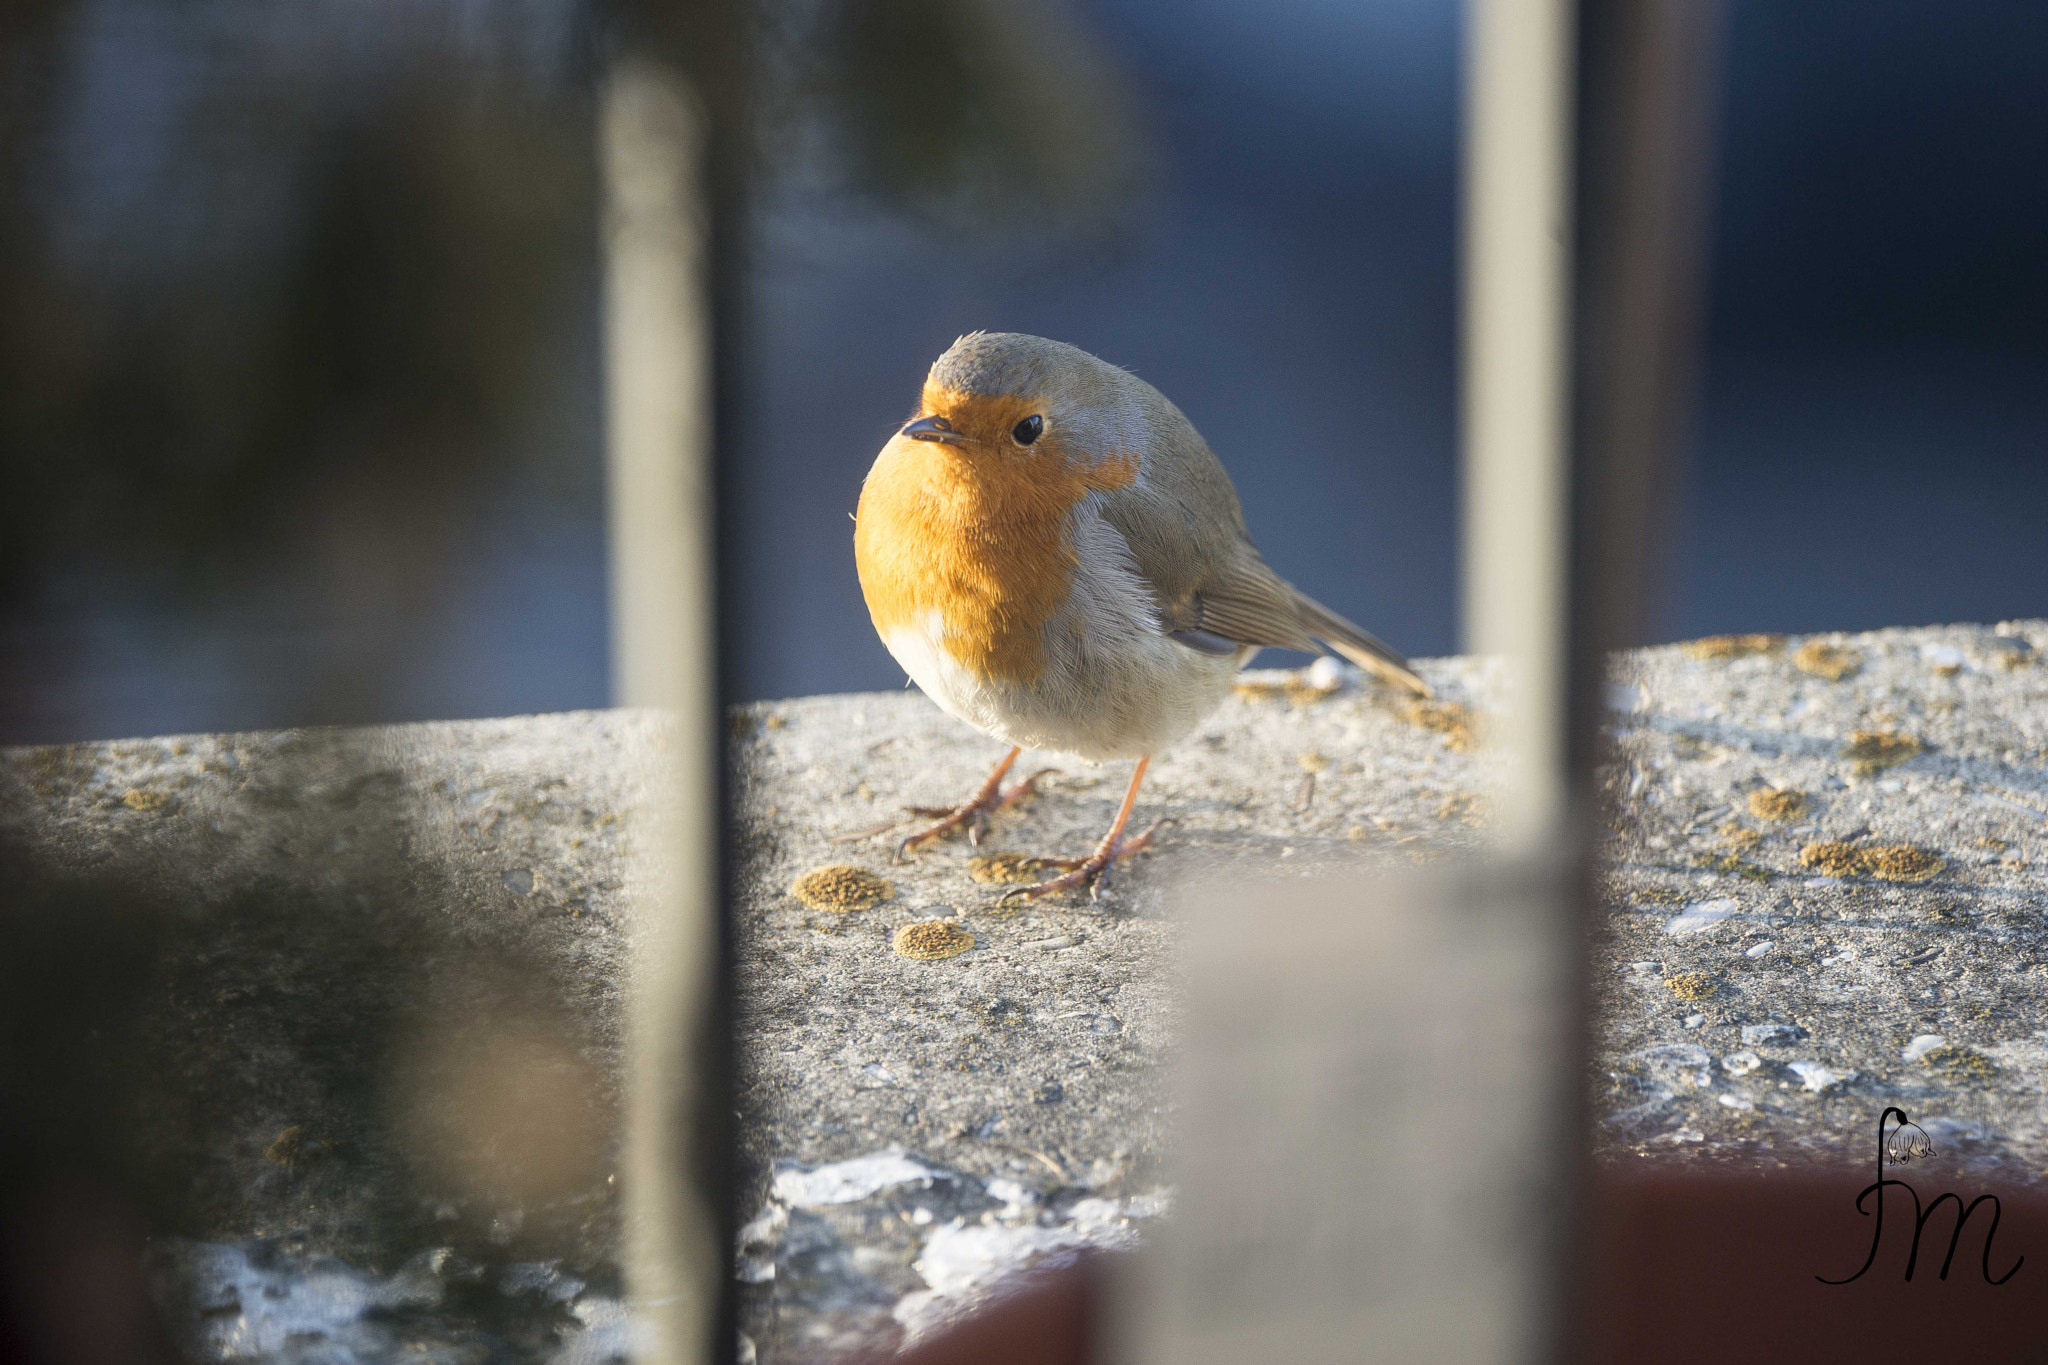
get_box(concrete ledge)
[3,621,2044,1361]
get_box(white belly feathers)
[881,495,1250,761]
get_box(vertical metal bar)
[1463,0,1578,851]
[1560,2,1723,1357]
[601,59,722,1363]
[1566,0,1722,783]
[1467,2,1722,1356]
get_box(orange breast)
[855,392,1139,685]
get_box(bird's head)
[895,332,1144,479]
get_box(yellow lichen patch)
[1920,1044,1997,1083]
[1797,842,1944,882]
[1297,751,1330,773]
[1793,640,1861,681]
[893,920,975,961]
[1799,842,1868,877]
[1681,633,1782,661]
[1718,822,1762,851]
[1234,676,1339,707]
[1844,729,1922,773]
[1665,972,1716,1002]
[1748,788,1806,821]
[967,852,1046,886]
[1400,699,1479,752]
[790,865,893,913]
[121,787,169,812]
[1867,846,1945,882]
[1435,792,1487,826]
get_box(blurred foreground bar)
[1117,861,1571,1362]
[1109,0,1721,1358]
[600,51,724,1365]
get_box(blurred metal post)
[1113,3,1720,1362]
[1464,0,1577,849]
[1559,0,1724,1352]
[1565,0,1721,782]
[601,59,722,1363]
[1465,0,1720,833]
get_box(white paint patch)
[1664,898,1738,935]
[893,1206,1141,1344]
[1788,1060,1851,1092]
[1902,1034,1947,1062]
[164,1243,442,1358]
[149,1240,634,1364]
[772,1149,940,1207]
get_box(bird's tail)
[1291,590,1432,697]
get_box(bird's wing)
[1094,487,1431,697]
[1084,382,1431,697]
[1283,581,1432,697]
[1189,559,1433,698]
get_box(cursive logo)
[1818,1106,2023,1285]
[1885,1114,1935,1166]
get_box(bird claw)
[896,767,1058,859]
[990,818,1177,904]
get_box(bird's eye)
[1011,414,1043,446]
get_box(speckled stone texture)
[2,620,2043,1362]
[1595,620,2048,1171]
[0,714,658,1361]
[727,652,1507,1358]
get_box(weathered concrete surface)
[2,620,2044,1362]
[1595,622,2048,1172]
[0,713,661,1362]
[726,652,1508,1358]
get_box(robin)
[854,332,1430,901]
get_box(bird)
[853,331,1430,901]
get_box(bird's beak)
[900,414,967,446]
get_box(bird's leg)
[897,746,1057,858]
[998,757,1172,904]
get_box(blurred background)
[0,0,2042,745]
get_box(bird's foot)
[995,819,1177,904]
[896,768,1058,859]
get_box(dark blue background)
[3,0,2042,742]
[739,0,2048,702]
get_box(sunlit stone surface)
[4,621,2042,1361]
